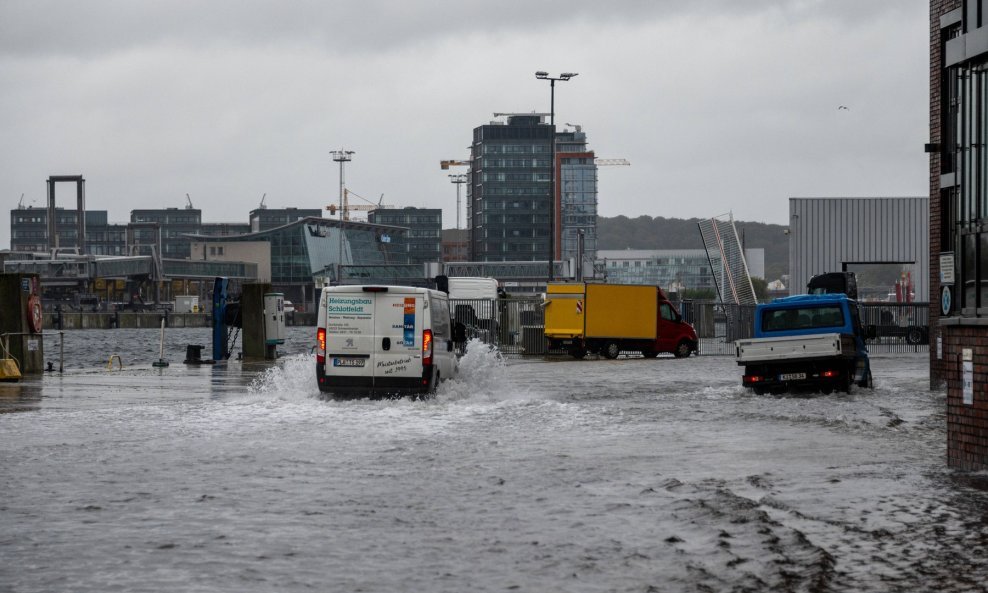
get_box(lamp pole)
[449,174,467,230]
[330,149,354,284]
[535,71,577,284]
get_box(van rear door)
[325,291,376,380]
[373,292,423,385]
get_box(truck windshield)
[761,306,845,332]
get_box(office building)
[469,114,554,262]
[130,208,202,259]
[249,207,322,232]
[368,207,441,265]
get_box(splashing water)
[246,353,318,400]
[437,338,512,402]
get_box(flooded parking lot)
[1,330,985,592]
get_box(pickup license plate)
[333,358,365,368]
[779,372,806,381]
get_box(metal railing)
[450,298,932,357]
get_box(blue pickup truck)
[735,294,875,394]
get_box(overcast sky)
[0,0,928,249]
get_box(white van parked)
[316,285,462,398]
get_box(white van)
[316,285,461,398]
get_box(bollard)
[152,316,169,368]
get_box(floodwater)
[1,329,986,592]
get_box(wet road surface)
[1,332,985,592]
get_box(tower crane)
[185,193,194,209]
[595,158,630,166]
[326,190,394,221]
[440,159,470,170]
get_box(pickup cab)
[735,294,874,394]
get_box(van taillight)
[317,328,326,364]
[422,329,433,365]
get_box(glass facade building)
[194,217,408,306]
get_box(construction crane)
[17,193,25,208]
[595,158,630,166]
[326,190,394,221]
[440,159,470,170]
[185,193,194,209]
[258,193,267,209]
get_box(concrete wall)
[45,312,212,329]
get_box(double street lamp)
[535,71,578,283]
[330,149,355,284]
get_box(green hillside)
[596,215,789,281]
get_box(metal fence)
[451,298,931,357]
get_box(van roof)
[323,285,441,295]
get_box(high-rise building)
[468,114,599,266]
[469,114,553,262]
[556,127,598,267]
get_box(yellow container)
[544,283,586,339]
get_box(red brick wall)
[930,0,960,390]
[931,0,988,470]
[943,327,988,469]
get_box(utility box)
[264,292,286,345]
[174,295,200,313]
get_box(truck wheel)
[603,341,621,359]
[641,349,659,358]
[906,327,924,345]
[859,369,873,389]
[673,340,692,358]
[570,347,587,360]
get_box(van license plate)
[779,372,806,381]
[334,358,365,368]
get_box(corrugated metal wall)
[789,197,929,299]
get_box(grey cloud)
[0,0,916,58]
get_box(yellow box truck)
[544,282,698,359]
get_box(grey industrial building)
[788,197,929,300]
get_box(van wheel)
[603,341,621,359]
[673,340,692,358]
[905,327,924,345]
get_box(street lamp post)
[330,149,355,284]
[448,174,467,230]
[535,71,577,283]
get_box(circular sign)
[941,285,952,316]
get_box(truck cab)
[736,294,874,394]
